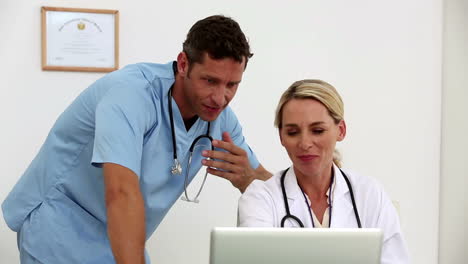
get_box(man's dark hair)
[183,15,253,70]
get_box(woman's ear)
[279,128,285,146]
[337,120,346,142]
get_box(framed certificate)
[41,7,119,72]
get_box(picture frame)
[41,6,119,72]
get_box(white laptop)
[210,227,383,264]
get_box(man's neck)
[172,74,194,121]
[183,115,198,131]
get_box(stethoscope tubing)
[168,88,211,170]
[168,87,212,203]
[183,134,213,203]
[280,167,362,228]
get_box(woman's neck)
[295,165,334,201]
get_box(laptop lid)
[210,227,383,264]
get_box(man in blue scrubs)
[2,15,271,264]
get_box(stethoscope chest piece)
[171,159,182,175]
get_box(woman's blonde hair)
[274,79,345,167]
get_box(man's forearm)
[238,165,272,193]
[107,192,146,264]
[254,165,272,181]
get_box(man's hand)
[201,132,271,193]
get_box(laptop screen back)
[210,227,383,264]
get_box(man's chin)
[199,111,222,122]
[199,114,219,122]
[198,104,227,121]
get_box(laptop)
[209,227,383,264]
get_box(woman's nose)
[298,135,313,150]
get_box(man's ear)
[177,52,189,77]
[337,120,347,142]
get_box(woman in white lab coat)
[238,79,410,264]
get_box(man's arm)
[103,163,145,264]
[202,132,272,193]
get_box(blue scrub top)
[2,62,259,263]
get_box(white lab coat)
[238,164,410,264]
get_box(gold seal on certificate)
[77,22,86,30]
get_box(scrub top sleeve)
[223,107,260,169]
[92,84,155,178]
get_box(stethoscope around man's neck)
[168,61,213,203]
[168,88,213,203]
[280,167,362,228]
[168,88,212,175]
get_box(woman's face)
[279,98,346,179]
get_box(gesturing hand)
[201,132,257,193]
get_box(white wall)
[0,1,442,263]
[439,0,468,263]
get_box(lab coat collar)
[284,164,349,201]
[283,164,355,227]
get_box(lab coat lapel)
[283,168,304,204]
[330,165,357,227]
[281,168,313,227]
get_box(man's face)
[176,52,246,121]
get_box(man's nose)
[211,86,226,106]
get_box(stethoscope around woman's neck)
[280,167,362,228]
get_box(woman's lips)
[297,155,318,162]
